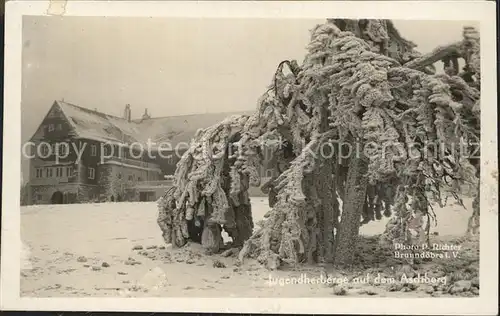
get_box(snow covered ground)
[20,197,476,297]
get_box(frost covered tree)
[157,19,480,269]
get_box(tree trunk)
[333,154,369,268]
[312,157,337,263]
[466,184,480,235]
[228,189,254,247]
[201,223,223,254]
[313,98,337,263]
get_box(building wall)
[153,147,275,178]
[28,138,101,187]
[25,101,279,205]
[27,102,277,204]
[99,164,161,201]
[29,183,99,205]
[137,188,168,201]
[28,144,272,204]
[150,149,184,176]
[77,184,101,202]
[78,139,103,185]
[27,132,163,204]
[30,159,77,185]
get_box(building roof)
[52,100,254,150]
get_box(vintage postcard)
[1,0,498,314]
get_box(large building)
[26,100,260,205]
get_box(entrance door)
[50,191,64,204]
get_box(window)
[36,194,43,201]
[48,124,55,132]
[36,168,43,178]
[91,145,97,156]
[41,145,49,156]
[66,166,73,177]
[46,168,53,178]
[59,144,69,155]
[118,173,122,179]
[101,145,113,157]
[137,177,142,182]
[88,167,95,180]
[266,147,274,160]
[56,167,62,177]
[56,123,62,131]
[266,169,274,178]
[53,143,67,155]
[128,175,134,182]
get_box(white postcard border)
[2,1,498,314]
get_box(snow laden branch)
[238,131,338,269]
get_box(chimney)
[142,108,151,120]
[124,104,131,122]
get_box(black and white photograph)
[1,1,498,314]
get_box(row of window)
[36,142,168,163]
[89,145,113,156]
[37,143,113,157]
[34,166,153,182]
[38,144,127,157]
[39,143,70,156]
[35,166,96,180]
[36,166,73,178]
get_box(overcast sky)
[21,17,477,142]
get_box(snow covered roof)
[53,100,253,150]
